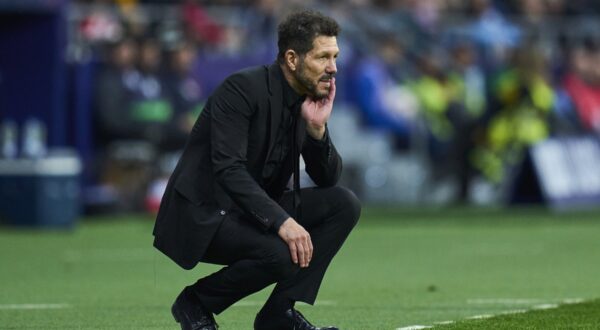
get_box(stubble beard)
[295,60,330,101]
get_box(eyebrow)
[313,49,339,57]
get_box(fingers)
[286,235,312,268]
[288,238,311,267]
[300,234,313,267]
[289,242,298,265]
[280,219,312,268]
[297,243,306,267]
[302,96,313,107]
[327,77,336,102]
[307,235,313,263]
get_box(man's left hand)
[301,77,336,140]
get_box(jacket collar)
[264,63,284,168]
[267,62,280,96]
[267,62,304,107]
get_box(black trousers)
[190,186,361,314]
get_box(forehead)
[309,36,339,54]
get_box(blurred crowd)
[69,0,600,209]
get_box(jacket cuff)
[250,206,290,232]
[269,213,289,233]
[306,126,329,146]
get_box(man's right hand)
[277,218,313,268]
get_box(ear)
[285,50,299,71]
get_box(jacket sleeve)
[210,74,290,231]
[302,126,343,187]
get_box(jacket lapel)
[264,63,283,165]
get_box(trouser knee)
[265,248,300,281]
[330,186,361,227]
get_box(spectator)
[563,42,600,134]
[349,34,418,148]
[473,46,555,183]
[93,37,150,212]
[446,40,488,201]
[163,40,204,146]
[464,0,522,71]
[182,0,224,48]
[128,37,180,151]
[411,48,455,149]
[411,42,487,201]
[94,37,141,147]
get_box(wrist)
[274,216,292,234]
[306,125,325,140]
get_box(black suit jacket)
[153,63,342,269]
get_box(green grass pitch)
[1,207,600,329]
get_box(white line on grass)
[395,298,585,329]
[0,303,71,310]
[467,297,584,306]
[499,309,528,315]
[467,298,547,305]
[396,326,431,330]
[532,304,558,310]
[466,314,494,320]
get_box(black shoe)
[171,287,218,330]
[254,308,338,330]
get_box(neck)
[280,63,306,96]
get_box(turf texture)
[1,207,599,329]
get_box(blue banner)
[530,136,600,209]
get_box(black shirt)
[262,66,304,201]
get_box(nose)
[326,58,337,75]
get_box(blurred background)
[2,0,600,227]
